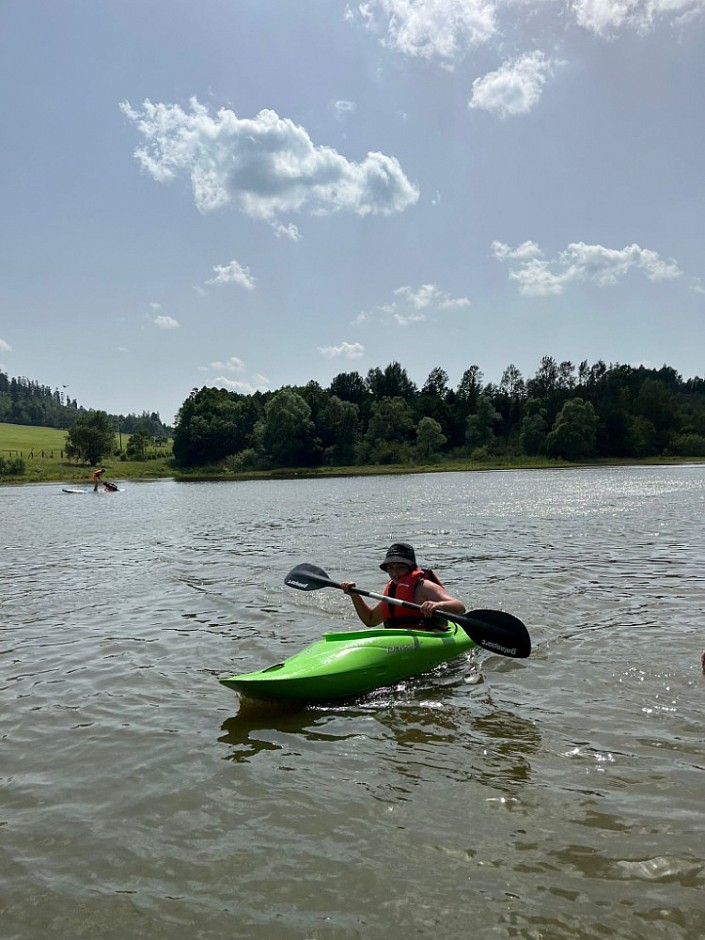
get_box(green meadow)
[0,423,173,484]
[2,421,702,487]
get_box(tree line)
[171,357,705,469]
[0,371,172,439]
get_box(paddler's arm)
[416,581,466,620]
[341,581,384,628]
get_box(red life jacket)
[381,567,447,630]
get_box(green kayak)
[219,623,475,703]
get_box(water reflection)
[219,683,542,806]
[217,645,483,762]
[219,700,370,763]
[377,701,541,794]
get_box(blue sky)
[1,0,703,424]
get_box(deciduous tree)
[546,397,598,460]
[65,411,116,465]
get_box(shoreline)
[3,455,704,487]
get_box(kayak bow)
[219,624,474,703]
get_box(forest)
[0,371,171,440]
[171,356,705,469]
[4,357,704,474]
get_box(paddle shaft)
[340,584,520,650]
[287,569,441,614]
[284,564,530,657]
[348,583,443,612]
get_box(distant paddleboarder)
[91,467,118,492]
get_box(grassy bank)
[0,422,173,484]
[2,422,703,486]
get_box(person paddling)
[91,467,106,491]
[91,467,118,492]
[341,542,465,631]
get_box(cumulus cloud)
[154,315,180,329]
[198,357,269,394]
[394,283,471,310]
[359,282,471,326]
[206,259,256,291]
[570,0,705,36]
[350,0,705,70]
[355,0,497,66]
[469,52,556,117]
[492,240,682,295]
[120,98,419,233]
[490,240,543,262]
[208,356,245,372]
[0,338,12,352]
[272,222,301,240]
[212,373,270,394]
[317,341,366,359]
[334,99,357,120]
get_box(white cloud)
[491,240,543,262]
[470,52,556,117]
[356,0,497,66]
[570,0,705,36]
[318,341,366,359]
[154,315,180,329]
[358,282,471,326]
[0,338,12,352]
[206,259,256,291]
[208,356,245,372]
[353,0,705,58]
[201,358,269,395]
[212,373,270,394]
[120,98,419,232]
[334,99,357,119]
[149,301,162,310]
[493,240,682,295]
[272,221,302,240]
[393,309,428,325]
[394,283,471,310]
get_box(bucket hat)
[380,542,417,571]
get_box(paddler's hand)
[420,600,441,618]
[341,581,356,595]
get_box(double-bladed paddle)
[284,562,531,659]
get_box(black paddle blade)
[284,563,340,592]
[460,608,531,659]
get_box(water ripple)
[2,467,705,939]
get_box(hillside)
[0,370,172,437]
[0,422,173,485]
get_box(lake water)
[2,466,705,940]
